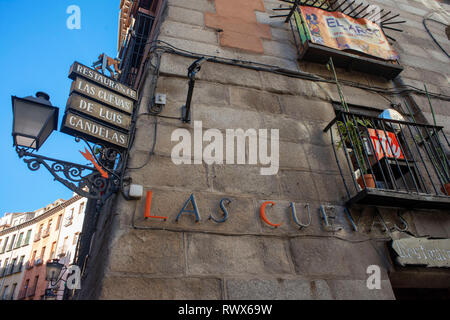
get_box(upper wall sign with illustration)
[296,6,399,61]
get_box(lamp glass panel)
[12,98,57,149]
[45,261,63,281]
[14,136,37,149]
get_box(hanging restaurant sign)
[392,237,450,268]
[67,93,132,130]
[70,77,133,115]
[297,6,399,61]
[69,61,137,101]
[61,61,135,150]
[61,111,129,148]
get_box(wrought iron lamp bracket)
[15,138,122,202]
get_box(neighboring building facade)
[74,0,450,300]
[0,195,86,300]
[0,212,35,300]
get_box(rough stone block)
[311,172,349,203]
[302,143,343,173]
[262,40,298,61]
[161,21,217,45]
[200,63,263,90]
[289,238,391,279]
[212,164,281,197]
[261,113,310,143]
[280,96,336,123]
[226,279,286,300]
[194,104,265,131]
[108,230,184,275]
[129,155,209,191]
[279,140,310,170]
[167,6,205,27]
[159,53,195,78]
[100,276,222,299]
[169,0,216,12]
[230,86,281,114]
[186,233,293,275]
[326,279,395,300]
[411,211,450,238]
[279,170,320,202]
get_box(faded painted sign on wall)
[298,6,399,61]
[392,237,450,268]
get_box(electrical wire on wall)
[423,9,450,58]
[144,40,450,101]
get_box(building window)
[79,202,85,215]
[24,230,32,245]
[40,246,46,260]
[10,283,17,300]
[7,235,15,251]
[2,237,9,253]
[20,279,30,299]
[2,259,8,277]
[73,232,80,246]
[43,220,52,238]
[56,214,63,230]
[2,286,8,300]
[31,250,37,264]
[50,242,57,261]
[65,209,74,226]
[29,276,38,297]
[16,232,24,248]
[18,255,25,272]
[10,258,17,274]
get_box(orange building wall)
[18,208,65,300]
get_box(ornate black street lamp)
[46,259,66,285]
[11,92,121,202]
[45,259,67,300]
[12,92,59,151]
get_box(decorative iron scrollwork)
[16,137,122,202]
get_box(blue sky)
[0,1,119,216]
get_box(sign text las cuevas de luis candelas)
[61,62,136,149]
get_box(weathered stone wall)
[76,0,450,300]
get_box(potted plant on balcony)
[336,119,375,189]
[327,57,375,190]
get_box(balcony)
[42,228,50,238]
[25,261,33,270]
[34,258,43,266]
[118,11,155,88]
[324,110,450,209]
[57,246,68,258]
[64,217,73,227]
[34,231,41,242]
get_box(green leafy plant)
[327,58,373,175]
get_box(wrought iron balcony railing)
[118,11,155,88]
[324,110,450,209]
